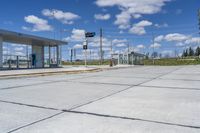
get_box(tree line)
[182,47,200,57]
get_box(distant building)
[112,52,145,65]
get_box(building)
[0,29,67,69]
[112,51,146,65]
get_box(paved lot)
[0,65,200,133]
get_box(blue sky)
[0,0,200,60]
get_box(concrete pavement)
[0,65,200,133]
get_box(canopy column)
[56,45,59,67]
[0,36,3,68]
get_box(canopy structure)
[0,29,67,46]
[0,29,68,69]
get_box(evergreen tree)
[188,47,194,56]
[182,50,187,57]
[195,46,200,56]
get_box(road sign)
[83,45,87,50]
[85,32,96,38]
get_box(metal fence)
[2,54,31,69]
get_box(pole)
[198,9,200,34]
[100,28,103,65]
[152,33,155,65]
[85,39,88,67]
[198,9,200,58]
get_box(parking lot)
[0,65,200,133]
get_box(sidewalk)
[0,65,133,78]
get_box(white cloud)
[73,44,82,49]
[129,20,152,35]
[116,43,126,47]
[185,37,200,44]
[165,33,189,42]
[150,43,161,48]
[42,9,80,24]
[96,0,170,29]
[155,23,168,28]
[137,44,145,49]
[94,13,111,20]
[64,29,85,42]
[112,39,127,44]
[155,35,164,42]
[155,33,190,42]
[114,11,131,29]
[23,15,53,32]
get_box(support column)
[0,36,3,68]
[32,45,44,68]
[56,45,59,67]
[49,45,51,67]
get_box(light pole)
[152,34,155,65]
[198,9,200,34]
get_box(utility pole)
[84,39,88,67]
[152,34,155,65]
[127,42,130,53]
[70,49,73,62]
[110,40,113,58]
[198,9,200,35]
[100,28,103,65]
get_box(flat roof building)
[0,29,67,69]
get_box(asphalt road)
[0,65,200,133]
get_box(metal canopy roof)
[0,29,68,46]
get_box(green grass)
[144,58,200,66]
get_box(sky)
[0,0,200,60]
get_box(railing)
[3,54,31,69]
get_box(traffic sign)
[83,45,87,50]
[85,32,96,38]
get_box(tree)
[195,46,200,56]
[188,47,194,56]
[182,49,188,57]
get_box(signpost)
[83,32,95,67]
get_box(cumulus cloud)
[73,44,82,49]
[42,9,80,24]
[165,33,189,42]
[155,35,164,42]
[94,13,111,20]
[23,15,53,32]
[112,39,127,44]
[129,20,152,35]
[114,11,131,29]
[185,37,200,44]
[155,33,190,42]
[96,0,170,29]
[116,43,127,47]
[150,43,161,48]
[137,44,145,49]
[64,29,85,42]
[89,37,111,47]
